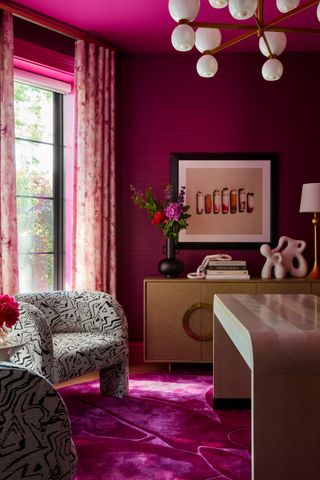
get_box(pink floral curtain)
[72,40,116,295]
[0,11,19,294]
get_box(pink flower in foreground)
[0,295,20,329]
[165,202,183,221]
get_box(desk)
[213,294,320,480]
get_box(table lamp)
[299,183,320,279]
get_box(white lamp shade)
[195,28,221,53]
[171,24,195,51]
[169,0,200,22]
[276,0,300,13]
[300,183,320,212]
[209,0,228,8]
[259,32,287,57]
[196,55,218,77]
[261,58,283,81]
[228,0,258,20]
[317,2,320,21]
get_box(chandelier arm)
[257,0,264,26]
[255,14,274,58]
[208,29,260,55]
[188,21,320,34]
[188,21,257,31]
[266,26,320,34]
[263,0,320,30]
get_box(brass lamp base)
[307,264,320,280]
[308,213,320,279]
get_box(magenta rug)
[59,371,251,480]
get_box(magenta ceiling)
[12,0,320,53]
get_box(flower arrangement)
[0,294,20,345]
[130,184,191,239]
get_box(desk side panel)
[202,281,256,362]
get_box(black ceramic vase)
[158,238,184,278]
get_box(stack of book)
[205,259,250,280]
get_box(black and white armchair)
[11,290,129,397]
[0,362,77,479]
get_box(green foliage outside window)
[14,81,55,291]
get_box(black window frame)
[15,84,65,291]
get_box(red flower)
[0,295,20,329]
[151,211,166,225]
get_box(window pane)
[19,254,53,292]
[17,197,53,253]
[14,82,53,143]
[16,140,53,197]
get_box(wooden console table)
[144,278,320,365]
[213,293,320,480]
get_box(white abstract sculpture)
[260,244,286,279]
[260,236,308,279]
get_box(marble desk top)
[214,294,320,374]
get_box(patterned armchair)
[0,362,77,479]
[11,290,129,397]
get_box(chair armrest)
[10,302,53,379]
[0,362,77,479]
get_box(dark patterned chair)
[0,362,77,479]
[11,290,129,397]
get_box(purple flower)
[164,184,173,202]
[165,202,183,221]
[177,186,186,204]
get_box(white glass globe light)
[196,55,218,77]
[228,0,258,20]
[317,2,320,21]
[261,58,283,81]
[171,24,195,51]
[168,0,200,22]
[276,0,300,13]
[195,28,222,53]
[259,32,287,57]
[209,0,228,8]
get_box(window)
[14,80,65,292]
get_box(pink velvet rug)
[59,370,251,480]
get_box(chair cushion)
[51,332,125,384]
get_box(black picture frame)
[171,152,278,250]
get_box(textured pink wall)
[116,52,320,342]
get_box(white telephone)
[187,254,233,279]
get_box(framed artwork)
[171,152,278,250]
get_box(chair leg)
[99,359,129,397]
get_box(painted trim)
[0,0,115,50]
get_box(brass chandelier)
[168,0,320,80]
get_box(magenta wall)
[116,52,320,342]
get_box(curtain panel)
[72,40,116,295]
[0,11,19,294]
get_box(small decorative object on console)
[130,184,191,277]
[260,236,308,279]
[0,294,20,345]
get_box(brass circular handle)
[182,302,212,342]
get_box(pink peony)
[165,202,183,221]
[0,295,20,329]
